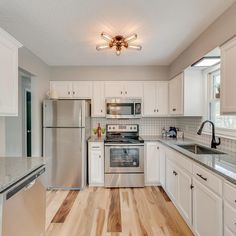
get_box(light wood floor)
[46,187,194,236]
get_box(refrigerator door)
[44,127,86,189]
[43,100,86,127]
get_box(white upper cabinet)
[221,37,236,114]
[104,81,143,98]
[169,73,184,115]
[169,70,203,116]
[50,81,92,99]
[50,81,72,98]
[143,81,168,116]
[92,81,105,117]
[0,28,22,116]
[72,81,92,98]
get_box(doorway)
[25,89,32,156]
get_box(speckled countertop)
[88,136,106,142]
[141,135,236,185]
[0,157,45,193]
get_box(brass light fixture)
[96,32,142,56]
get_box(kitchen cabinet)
[143,82,168,116]
[159,143,166,188]
[0,28,22,116]
[166,159,178,202]
[169,70,203,116]
[145,142,160,185]
[104,81,143,98]
[88,142,104,186]
[224,182,236,236]
[169,73,183,115]
[192,178,222,236]
[92,81,105,117]
[221,36,236,114]
[50,81,92,99]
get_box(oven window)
[106,103,134,116]
[110,148,139,167]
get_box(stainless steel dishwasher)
[1,166,46,236]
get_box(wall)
[18,47,51,156]
[169,2,236,78]
[91,117,176,136]
[0,118,5,155]
[50,66,169,81]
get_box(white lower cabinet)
[192,178,222,236]
[159,144,166,188]
[88,142,104,186]
[145,142,160,185]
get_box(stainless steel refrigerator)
[43,99,91,190]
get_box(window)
[208,69,236,131]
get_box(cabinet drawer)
[193,164,222,196]
[224,202,236,234]
[166,148,192,173]
[224,183,236,207]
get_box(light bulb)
[125,34,137,43]
[127,44,142,50]
[96,44,110,51]
[101,32,113,42]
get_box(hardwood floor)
[46,187,194,236]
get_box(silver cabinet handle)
[68,91,71,95]
[172,108,176,111]
[121,91,123,94]
[73,91,75,95]
[154,109,156,112]
[101,109,103,113]
[173,170,178,176]
[157,146,159,150]
[156,109,159,112]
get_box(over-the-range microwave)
[106,98,142,119]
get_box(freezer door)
[43,100,86,127]
[44,127,86,189]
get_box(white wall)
[50,66,169,81]
[0,118,5,156]
[170,2,236,78]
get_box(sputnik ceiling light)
[96,32,142,56]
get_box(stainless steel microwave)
[106,98,142,119]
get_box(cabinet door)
[145,142,160,185]
[0,35,19,116]
[192,178,222,236]
[143,82,156,116]
[104,81,125,97]
[50,81,72,99]
[89,144,104,186]
[221,37,236,114]
[159,144,166,188]
[177,168,192,225]
[92,81,105,117]
[166,159,178,202]
[124,81,143,98]
[169,73,183,115]
[156,82,168,116]
[72,81,92,98]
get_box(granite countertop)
[0,157,45,193]
[141,135,236,185]
[88,136,106,142]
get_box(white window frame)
[203,63,236,140]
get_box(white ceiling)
[0,0,234,66]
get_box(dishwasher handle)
[5,167,45,200]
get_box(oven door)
[105,144,144,173]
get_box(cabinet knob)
[157,146,159,150]
[172,108,176,111]
[154,109,156,112]
[99,155,101,158]
[73,91,75,95]
[173,170,178,176]
[101,109,103,113]
[68,91,70,95]
[125,91,127,94]
[121,91,123,94]
[190,184,194,189]
[156,109,159,112]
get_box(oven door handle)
[105,143,144,146]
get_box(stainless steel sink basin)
[177,144,225,155]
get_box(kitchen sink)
[177,144,225,155]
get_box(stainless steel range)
[104,124,144,188]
